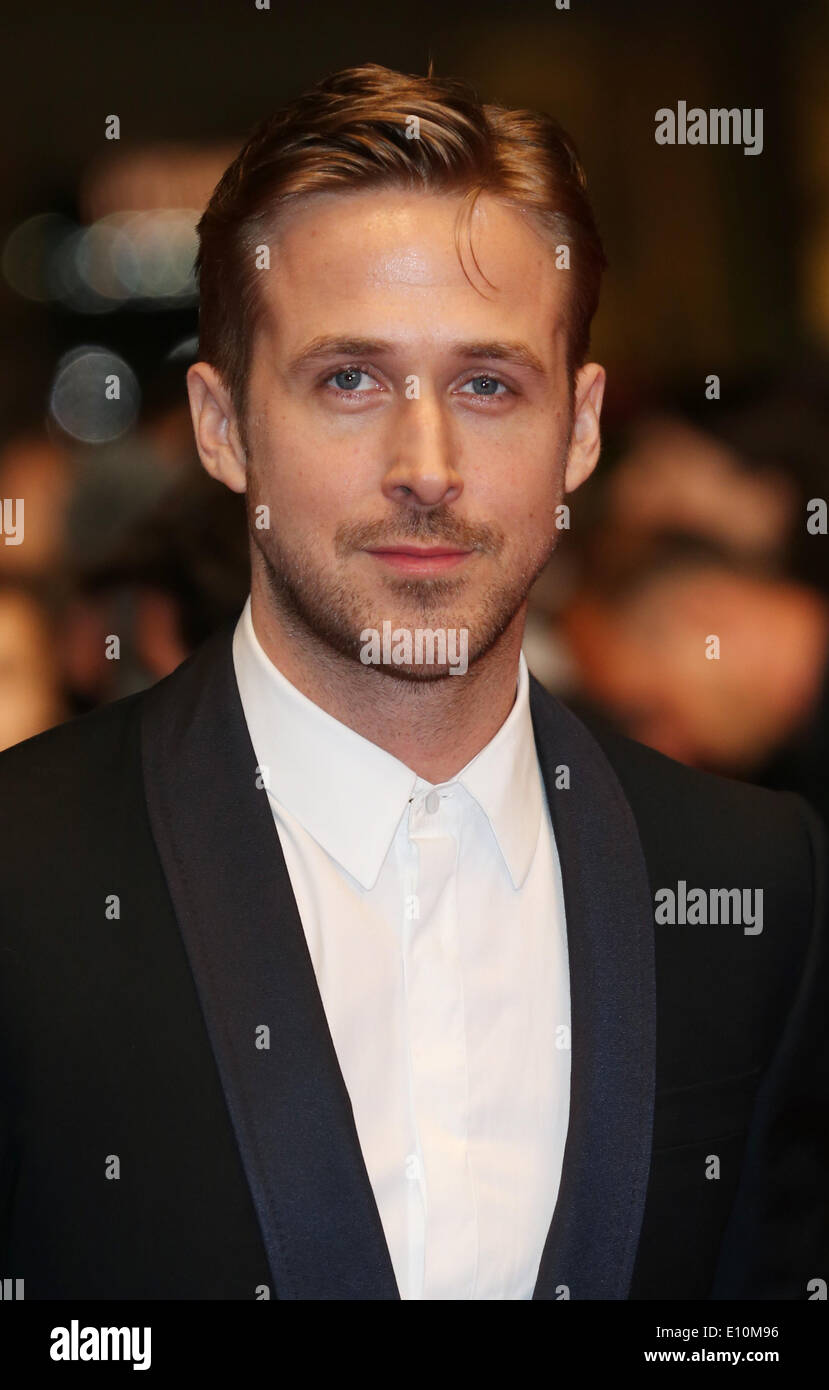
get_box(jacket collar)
[141,614,655,1299]
[527,680,656,1299]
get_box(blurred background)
[1,0,827,826]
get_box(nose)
[381,393,463,508]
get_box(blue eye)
[328,367,375,392]
[459,374,508,397]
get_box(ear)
[186,362,248,494]
[564,362,606,494]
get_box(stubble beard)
[248,498,561,683]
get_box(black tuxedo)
[0,615,827,1300]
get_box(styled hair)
[194,62,607,436]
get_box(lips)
[369,546,469,557]
[364,545,473,574]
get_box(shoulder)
[529,676,824,906]
[0,689,147,798]
[0,687,170,963]
[0,691,153,876]
[534,687,829,1086]
[574,700,821,865]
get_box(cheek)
[251,398,338,491]
[250,420,374,535]
[471,425,565,516]
[495,467,564,541]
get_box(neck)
[248,584,527,783]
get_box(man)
[0,63,826,1301]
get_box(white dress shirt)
[232,596,571,1300]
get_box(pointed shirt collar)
[232,596,545,891]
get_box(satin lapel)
[140,619,400,1300]
[528,677,656,1300]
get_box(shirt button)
[425,790,440,814]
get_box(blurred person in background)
[0,430,73,586]
[0,426,75,746]
[60,354,199,581]
[555,374,829,824]
[66,464,249,708]
[602,414,800,568]
[561,531,829,827]
[0,580,67,751]
[596,369,829,588]
[0,401,247,720]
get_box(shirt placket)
[403,786,478,1300]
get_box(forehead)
[253,188,567,353]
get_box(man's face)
[212,189,602,678]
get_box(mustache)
[334,508,505,556]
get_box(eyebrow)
[285,336,549,377]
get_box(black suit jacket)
[0,615,827,1300]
